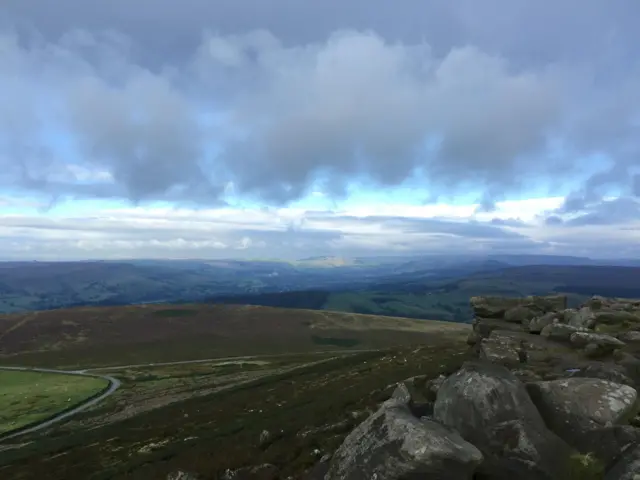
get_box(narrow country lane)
[0,367,121,442]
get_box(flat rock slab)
[526,378,638,446]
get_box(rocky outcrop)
[324,391,483,479]
[314,294,640,480]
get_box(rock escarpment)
[318,295,640,480]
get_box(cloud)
[563,197,640,226]
[1,2,639,208]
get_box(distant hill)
[2,256,639,315]
[207,265,640,323]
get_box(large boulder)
[325,396,483,480]
[541,323,587,342]
[526,378,638,449]
[433,361,573,479]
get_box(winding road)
[0,366,121,442]
[0,349,376,442]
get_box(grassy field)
[0,371,108,434]
[0,339,471,480]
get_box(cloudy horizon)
[1,1,639,260]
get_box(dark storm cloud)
[0,1,639,206]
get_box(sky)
[1,0,639,260]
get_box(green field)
[0,371,108,434]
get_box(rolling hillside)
[0,304,468,368]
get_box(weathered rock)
[604,444,640,480]
[433,361,573,479]
[571,331,626,349]
[479,333,522,368]
[527,312,559,334]
[565,307,597,329]
[325,396,483,480]
[567,363,635,387]
[503,305,538,324]
[222,464,278,480]
[619,331,640,343]
[466,331,480,345]
[526,378,638,449]
[167,471,200,480]
[541,322,586,341]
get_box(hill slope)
[0,304,469,368]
